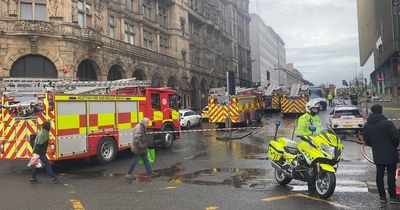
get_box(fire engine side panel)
[88,102,116,133]
[56,102,88,157]
[117,101,139,147]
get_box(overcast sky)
[249,0,367,86]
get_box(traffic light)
[227,71,235,96]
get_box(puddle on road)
[10,167,32,175]
[67,170,126,179]
[55,163,269,188]
[151,165,267,188]
[238,155,268,160]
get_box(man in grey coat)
[126,118,152,178]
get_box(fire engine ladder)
[53,79,151,94]
[209,87,228,104]
[1,78,67,95]
[2,78,151,95]
[265,84,277,96]
[289,83,301,97]
[236,87,255,94]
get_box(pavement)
[1,101,400,209]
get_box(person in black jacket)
[363,104,400,203]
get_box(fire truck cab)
[0,78,180,164]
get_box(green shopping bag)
[138,148,156,165]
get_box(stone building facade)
[0,0,252,110]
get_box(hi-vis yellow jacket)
[296,113,322,136]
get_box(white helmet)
[306,99,320,114]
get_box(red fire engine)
[0,78,180,164]
[207,87,263,127]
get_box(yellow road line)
[261,193,350,209]
[164,186,177,190]
[383,107,400,111]
[293,194,351,209]
[70,199,85,210]
[261,195,289,202]
[205,206,219,210]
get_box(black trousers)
[376,164,397,198]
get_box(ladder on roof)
[289,83,301,97]
[265,84,277,96]
[236,87,255,94]
[2,78,151,95]
[301,85,308,91]
[209,87,226,96]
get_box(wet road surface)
[0,104,399,210]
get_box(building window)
[160,33,169,53]
[124,23,135,45]
[77,0,92,28]
[151,93,160,110]
[21,3,33,20]
[108,16,115,38]
[234,45,238,58]
[20,1,47,21]
[125,0,133,11]
[143,30,153,50]
[142,0,152,19]
[159,6,168,26]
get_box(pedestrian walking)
[126,118,153,178]
[363,104,400,203]
[30,121,64,184]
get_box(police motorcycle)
[267,113,343,199]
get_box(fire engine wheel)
[162,127,175,149]
[96,137,117,164]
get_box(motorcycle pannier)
[267,141,284,161]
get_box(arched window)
[10,55,57,78]
[77,59,98,81]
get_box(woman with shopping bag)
[126,118,155,178]
[30,121,64,184]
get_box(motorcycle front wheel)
[274,168,292,185]
[315,171,336,199]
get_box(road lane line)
[293,194,351,209]
[164,186,177,190]
[70,199,85,210]
[383,107,400,111]
[261,195,289,202]
[205,206,219,210]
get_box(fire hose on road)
[356,133,400,195]
[355,133,374,164]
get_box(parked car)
[329,106,366,132]
[201,106,209,122]
[179,109,202,128]
[371,96,382,102]
[383,97,392,102]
